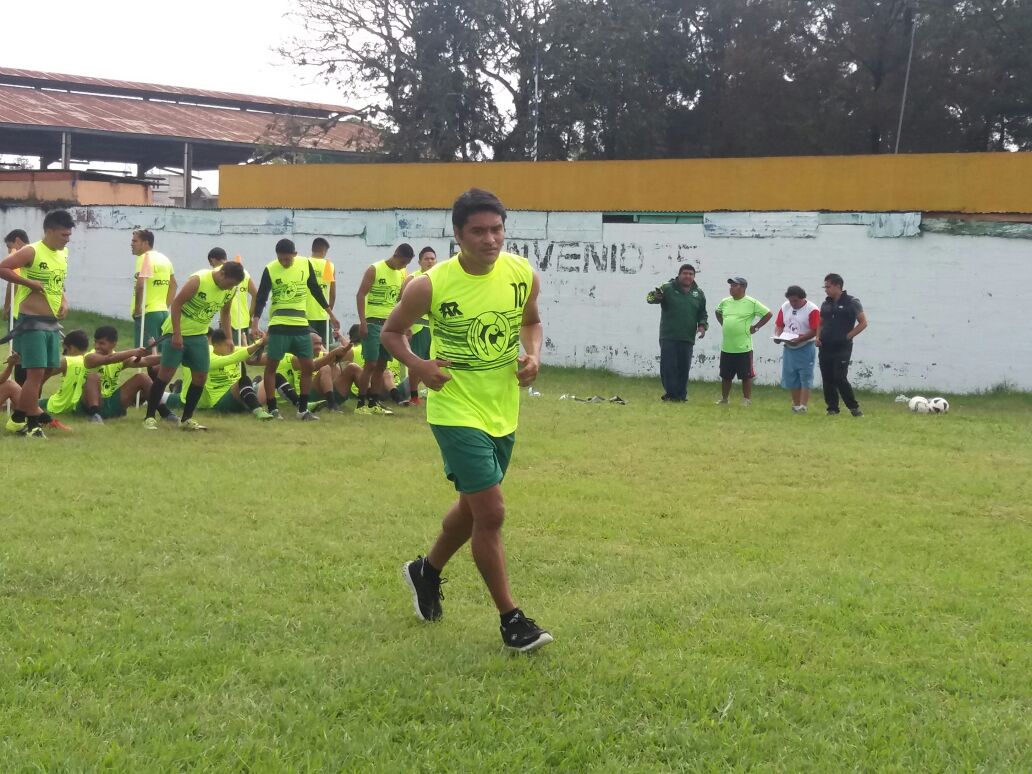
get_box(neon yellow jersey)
[306,257,334,321]
[276,355,302,393]
[425,252,533,436]
[132,251,174,314]
[408,269,427,335]
[161,270,234,337]
[351,342,364,369]
[9,267,22,318]
[45,355,87,414]
[365,260,406,319]
[230,269,252,330]
[86,351,127,399]
[15,241,67,317]
[265,258,312,328]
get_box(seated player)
[35,330,88,430]
[0,352,21,415]
[314,334,363,412]
[167,329,271,418]
[254,332,349,418]
[82,326,164,423]
[349,324,407,412]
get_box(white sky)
[2,0,348,190]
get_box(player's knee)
[473,503,506,530]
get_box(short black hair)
[824,273,844,288]
[451,188,506,231]
[94,325,118,343]
[133,228,155,247]
[63,329,89,353]
[348,323,361,341]
[419,246,437,259]
[395,243,415,260]
[219,262,245,282]
[275,238,296,255]
[312,237,330,251]
[678,264,696,274]
[210,329,229,345]
[43,210,74,231]
[785,285,806,299]
[4,229,29,245]
[207,247,227,262]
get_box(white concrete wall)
[2,205,1029,393]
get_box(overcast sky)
[4,0,345,105]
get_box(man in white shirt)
[773,285,820,413]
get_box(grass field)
[2,322,1031,769]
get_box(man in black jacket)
[816,273,868,417]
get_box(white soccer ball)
[929,397,950,414]
[908,396,929,412]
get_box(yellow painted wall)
[220,153,1032,214]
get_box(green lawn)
[2,340,1030,769]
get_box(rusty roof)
[0,67,354,116]
[0,68,377,168]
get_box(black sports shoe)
[500,610,554,652]
[850,407,864,417]
[402,557,444,622]
[826,408,840,415]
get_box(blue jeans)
[659,339,694,400]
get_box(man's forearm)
[520,322,543,358]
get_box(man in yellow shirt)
[207,247,257,345]
[355,242,414,415]
[131,229,177,349]
[383,189,551,652]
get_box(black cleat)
[501,609,554,652]
[402,557,444,622]
[850,407,864,417]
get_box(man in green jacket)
[646,263,708,402]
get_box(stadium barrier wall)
[1,204,1029,393]
[219,153,1032,214]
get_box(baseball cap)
[727,276,748,287]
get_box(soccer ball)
[928,397,950,414]
[908,396,929,412]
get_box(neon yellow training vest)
[230,270,251,330]
[306,257,334,321]
[365,260,407,319]
[132,251,174,315]
[161,270,234,337]
[425,252,533,437]
[15,241,67,317]
[266,258,312,328]
[46,355,87,414]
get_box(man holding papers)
[773,285,820,413]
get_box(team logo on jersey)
[439,301,463,318]
[467,311,511,362]
[197,292,207,299]
[378,278,387,284]
[38,262,48,270]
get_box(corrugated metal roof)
[0,83,369,152]
[0,67,353,114]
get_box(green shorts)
[211,387,246,413]
[159,334,210,373]
[13,318,61,370]
[134,311,170,348]
[411,327,431,360]
[76,393,126,418]
[430,424,515,494]
[363,320,392,363]
[267,330,314,361]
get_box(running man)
[402,246,438,405]
[142,260,245,430]
[355,242,414,415]
[383,188,552,653]
[0,210,73,439]
[207,248,256,345]
[131,229,177,349]
[250,239,339,421]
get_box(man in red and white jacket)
[773,285,820,413]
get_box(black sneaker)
[826,408,840,415]
[402,557,444,622]
[850,407,864,417]
[500,610,554,652]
